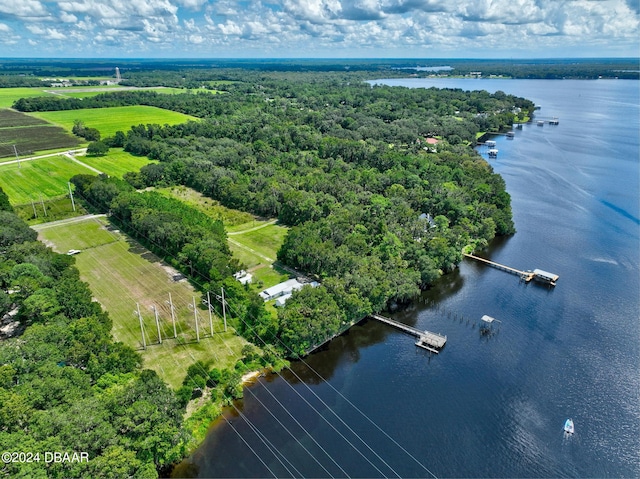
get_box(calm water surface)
[174,79,639,478]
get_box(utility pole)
[13,145,20,169]
[68,182,76,212]
[207,291,214,336]
[40,195,47,217]
[136,303,146,350]
[153,305,162,344]
[221,286,227,332]
[192,296,200,342]
[167,293,177,339]
[31,200,37,219]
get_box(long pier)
[463,253,535,281]
[370,314,447,353]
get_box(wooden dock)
[463,254,559,285]
[370,314,447,353]
[463,253,535,282]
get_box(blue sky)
[0,0,638,58]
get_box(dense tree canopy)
[0,211,185,478]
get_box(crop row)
[0,125,80,157]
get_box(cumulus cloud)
[0,0,637,56]
[26,24,67,40]
[60,11,78,22]
[176,0,208,9]
[0,0,49,18]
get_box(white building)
[259,278,304,301]
[259,279,319,302]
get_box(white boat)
[563,418,574,434]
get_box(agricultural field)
[79,148,155,177]
[0,109,80,158]
[30,105,198,138]
[36,216,248,389]
[0,87,55,108]
[0,108,48,127]
[0,155,93,204]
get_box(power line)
[64,196,438,478]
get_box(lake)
[173,78,640,478]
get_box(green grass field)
[79,148,155,177]
[230,224,288,261]
[156,186,256,228]
[0,155,94,204]
[30,105,197,138]
[228,224,290,290]
[14,195,85,225]
[37,216,248,388]
[0,87,55,108]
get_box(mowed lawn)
[30,105,198,138]
[228,223,291,289]
[79,148,155,178]
[37,216,248,389]
[0,155,94,204]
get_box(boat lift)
[480,315,501,335]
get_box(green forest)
[46,72,535,357]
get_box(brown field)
[0,126,80,157]
[0,109,49,128]
[0,109,80,158]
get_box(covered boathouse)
[532,269,559,285]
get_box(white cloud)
[26,24,67,40]
[188,33,205,43]
[60,11,78,22]
[176,0,208,9]
[0,0,636,56]
[26,24,45,34]
[0,22,11,32]
[0,0,49,18]
[283,0,343,23]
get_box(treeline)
[0,187,185,478]
[13,75,533,140]
[435,58,640,80]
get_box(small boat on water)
[563,418,575,434]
